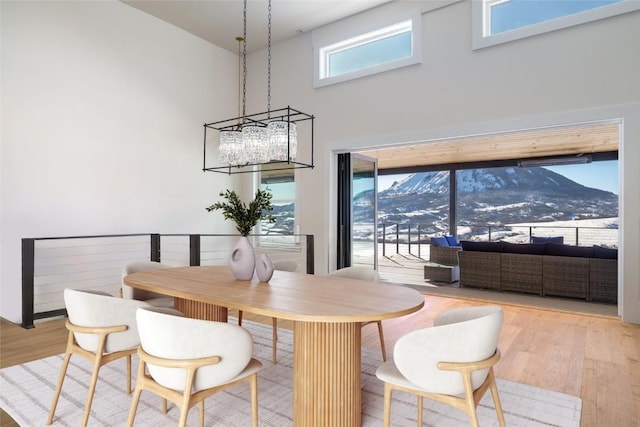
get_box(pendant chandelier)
[203,0,315,175]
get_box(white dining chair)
[329,266,388,361]
[127,307,262,427]
[121,260,174,307]
[237,258,301,364]
[375,305,506,427]
[47,289,152,427]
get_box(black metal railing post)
[382,223,386,257]
[417,224,421,258]
[408,225,412,255]
[150,234,161,262]
[576,227,579,246]
[396,226,399,255]
[305,234,315,274]
[21,239,35,329]
[189,234,201,266]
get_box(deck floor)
[356,242,619,318]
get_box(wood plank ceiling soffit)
[357,123,619,171]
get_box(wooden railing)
[21,233,314,328]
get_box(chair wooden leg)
[250,373,259,427]
[461,373,480,427]
[272,317,278,364]
[46,348,73,425]
[376,320,387,362]
[488,369,506,426]
[126,356,145,427]
[238,310,243,326]
[383,383,392,427]
[126,354,132,394]
[417,395,423,426]
[162,398,168,414]
[178,368,197,427]
[82,353,104,427]
[126,386,143,426]
[199,400,205,427]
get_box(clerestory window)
[473,0,640,49]
[313,11,421,88]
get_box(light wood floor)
[1,293,639,427]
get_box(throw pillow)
[430,236,449,247]
[445,235,459,246]
[531,236,564,244]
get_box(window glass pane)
[377,172,451,255]
[328,31,412,78]
[456,162,618,247]
[490,0,623,35]
[260,166,295,244]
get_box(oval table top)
[124,265,424,323]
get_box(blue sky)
[491,0,622,34]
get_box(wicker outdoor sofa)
[457,241,618,304]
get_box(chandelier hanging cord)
[242,0,248,120]
[267,0,272,119]
[235,36,243,128]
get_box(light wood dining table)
[124,265,424,427]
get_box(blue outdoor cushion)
[430,236,449,247]
[445,235,459,247]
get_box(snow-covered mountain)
[359,167,618,230]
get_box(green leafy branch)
[206,188,275,236]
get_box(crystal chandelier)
[203,0,314,175]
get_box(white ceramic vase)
[255,253,274,282]
[229,236,255,280]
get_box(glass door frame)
[336,152,378,270]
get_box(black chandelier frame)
[202,105,314,175]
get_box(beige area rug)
[1,319,581,426]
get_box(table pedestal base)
[175,298,228,322]
[293,321,362,427]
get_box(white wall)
[2,0,638,324]
[254,1,640,322]
[0,0,240,323]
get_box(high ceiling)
[121,0,392,53]
[119,1,619,172]
[358,123,620,171]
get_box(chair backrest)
[393,305,503,396]
[121,261,170,300]
[64,288,149,353]
[329,266,380,282]
[272,259,301,272]
[136,307,254,392]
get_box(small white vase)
[255,253,274,282]
[229,236,255,280]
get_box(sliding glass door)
[337,153,378,269]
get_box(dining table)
[124,265,425,427]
